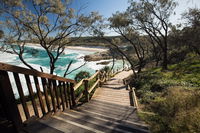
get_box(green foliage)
[100,66,110,73]
[74,71,90,82]
[134,54,200,133]
[74,75,97,103]
[147,87,200,133]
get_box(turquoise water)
[0,44,128,79]
[0,44,129,98]
[0,44,100,79]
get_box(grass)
[133,54,200,133]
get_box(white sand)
[66,46,108,52]
[25,43,108,52]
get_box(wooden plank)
[132,87,139,109]
[33,76,46,116]
[0,70,23,131]
[13,72,30,120]
[74,79,84,90]
[95,70,99,88]
[75,92,84,103]
[41,78,51,112]
[0,62,75,83]
[52,80,60,110]
[66,82,72,109]
[70,83,76,107]
[84,80,89,102]
[128,86,134,106]
[24,74,39,117]
[88,79,100,94]
[59,81,65,111]
[87,71,99,81]
[48,79,57,112]
[63,82,69,108]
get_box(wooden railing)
[0,62,111,132]
[0,62,76,132]
[128,85,139,109]
[73,70,108,104]
[123,75,139,109]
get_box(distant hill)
[70,36,128,47]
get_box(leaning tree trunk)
[162,41,168,70]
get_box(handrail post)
[0,70,23,132]
[99,72,102,87]
[104,72,107,82]
[129,85,134,106]
[132,87,139,109]
[70,83,76,107]
[84,79,89,102]
[96,71,99,88]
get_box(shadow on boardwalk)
[23,71,149,133]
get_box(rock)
[84,51,112,61]
[96,61,110,65]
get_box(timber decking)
[23,71,149,133]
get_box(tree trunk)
[162,42,168,70]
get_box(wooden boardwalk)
[23,71,149,133]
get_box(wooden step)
[64,109,149,132]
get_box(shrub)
[74,71,90,82]
[147,87,200,133]
[100,66,110,73]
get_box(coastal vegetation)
[135,54,200,133]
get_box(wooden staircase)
[23,71,149,133]
[0,62,149,133]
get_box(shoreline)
[66,46,108,52]
[26,43,108,52]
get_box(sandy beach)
[66,46,108,52]
[26,43,108,52]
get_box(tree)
[75,71,90,82]
[127,0,176,69]
[109,12,147,73]
[181,8,200,55]
[0,0,101,74]
[0,30,3,39]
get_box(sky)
[71,0,200,35]
[1,0,200,36]
[71,0,129,18]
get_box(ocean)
[0,44,126,98]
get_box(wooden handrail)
[73,70,110,104]
[88,79,100,93]
[127,84,139,109]
[0,62,75,83]
[74,79,84,90]
[74,71,100,90]
[87,71,100,81]
[0,62,77,132]
[0,61,124,132]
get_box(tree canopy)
[0,0,102,74]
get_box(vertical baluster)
[52,80,60,109]
[59,81,65,111]
[0,70,23,131]
[13,72,30,120]
[63,82,68,108]
[66,82,72,108]
[41,78,51,112]
[70,83,76,107]
[84,80,89,102]
[33,76,46,116]
[25,74,39,117]
[48,79,56,112]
